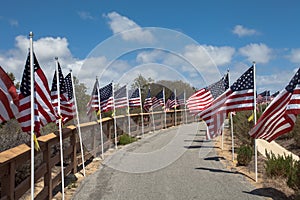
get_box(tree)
[72,76,90,122]
[7,72,20,89]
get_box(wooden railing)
[0,110,196,200]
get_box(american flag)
[143,88,152,112]
[257,90,270,104]
[0,66,19,123]
[177,92,185,106]
[64,73,77,121]
[17,53,58,136]
[114,85,128,109]
[152,89,164,109]
[199,66,254,139]
[166,92,178,110]
[249,68,300,142]
[129,88,141,107]
[100,82,113,112]
[51,62,74,124]
[187,74,229,114]
[86,79,99,117]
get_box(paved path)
[73,122,264,200]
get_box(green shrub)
[119,134,137,145]
[287,160,300,192]
[265,150,294,178]
[237,145,253,166]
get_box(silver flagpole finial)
[29,32,33,38]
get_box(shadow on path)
[195,167,254,181]
[243,187,290,200]
[184,139,211,143]
[184,145,218,149]
[203,156,225,161]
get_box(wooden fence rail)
[0,110,196,200]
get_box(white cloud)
[9,19,18,27]
[78,11,95,20]
[104,11,154,43]
[0,35,79,84]
[183,44,235,68]
[136,50,164,63]
[183,44,235,83]
[232,25,258,37]
[239,43,272,64]
[288,48,300,63]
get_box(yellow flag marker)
[33,134,40,151]
[248,113,254,122]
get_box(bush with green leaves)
[118,134,137,145]
[265,150,294,178]
[287,160,300,192]
[237,145,253,166]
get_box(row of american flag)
[0,51,76,137]
[86,80,187,118]
[178,65,300,143]
[1,50,300,143]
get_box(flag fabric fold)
[129,88,141,107]
[143,88,152,112]
[18,53,58,136]
[257,90,270,104]
[51,62,74,124]
[114,85,128,109]
[152,89,164,109]
[100,83,113,112]
[249,68,300,142]
[187,73,229,114]
[199,66,254,139]
[64,73,76,119]
[0,66,19,123]
[86,79,99,117]
[166,92,178,110]
[177,92,185,107]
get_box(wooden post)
[43,141,53,200]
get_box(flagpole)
[221,123,224,150]
[29,32,35,200]
[112,82,118,149]
[253,61,258,182]
[55,57,65,200]
[126,85,131,136]
[149,86,155,132]
[228,69,235,161]
[184,90,187,124]
[70,70,86,176]
[139,87,144,137]
[163,87,167,128]
[174,89,177,126]
[96,78,105,159]
[230,112,234,161]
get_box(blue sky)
[1,0,300,94]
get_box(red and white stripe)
[18,57,58,136]
[0,66,19,123]
[186,88,214,114]
[200,88,254,139]
[249,86,300,142]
